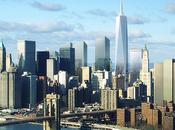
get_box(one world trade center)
[115,0,128,90]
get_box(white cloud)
[31,1,66,11]
[86,9,116,17]
[129,30,151,41]
[0,21,75,33]
[128,16,149,24]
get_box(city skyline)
[0,0,175,64]
[1,1,175,129]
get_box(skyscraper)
[140,45,152,102]
[154,63,163,106]
[115,0,128,90]
[154,59,175,106]
[0,67,21,108]
[129,48,142,85]
[47,58,57,81]
[21,72,37,108]
[18,40,36,74]
[37,51,49,76]
[163,60,175,105]
[60,43,75,75]
[73,42,87,75]
[0,41,6,72]
[81,67,92,83]
[95,37,110,71]
[49,50,60,73]
[6,53,13,72]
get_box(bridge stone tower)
[43,94,60,130]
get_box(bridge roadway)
[0,110,116,127]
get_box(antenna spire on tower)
[120,0,124,15]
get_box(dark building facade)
[37,51,49,76]
[60,43,75,75]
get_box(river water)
[0,123,79,130]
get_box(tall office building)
[8,67,21,108]
[68,88,77,111]
[163,60,175,105]
[129,48,142,85]
[95,37,110,71]
[0,41,6,72]
[37,51,49,76]
[81,67,92,83]
[154,59,175,106]
[115,0,128,90]
[49,50,60,73]
[0,72,9,108]
[0,68,21,108]
[21,72,37,108]
[154,63,163,106]
[6,53,13,72]
[47,58,57,81]
[73,42,87,76]
[112,75,125,90]
[101,88,118,110]
[60,43,75,75]
[58,71,68,93]
[140,45,152,102]
[18,40,36,74]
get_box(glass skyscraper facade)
[95,37,110,71]
[60,43,75,75]
[73,42,87,75]
[115,0,128,90]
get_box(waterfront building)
[68,87,91,111]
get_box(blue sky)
[0,0,175,64]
